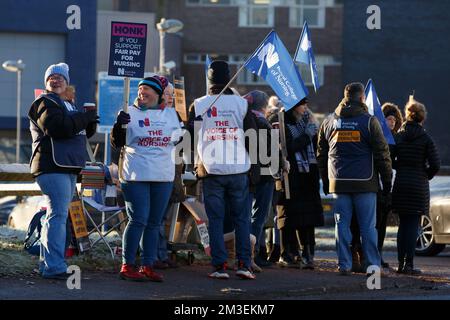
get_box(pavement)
[1,251,450,300]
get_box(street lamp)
[156,18,183,75]
[2,59,25,163]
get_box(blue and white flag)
[205,54,212,94]
[365,79,395,145]
[244,30,308,111]
[294,21,320,92]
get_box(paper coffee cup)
[83,102,96,112]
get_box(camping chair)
[79,163,127,259]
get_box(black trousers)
[280,226,316,258]
[397,214,421,265]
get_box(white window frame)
[288,0,326,29]
[185,0,236,6]
[238,1,275,28]
[296,55,340,87]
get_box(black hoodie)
[317,98,392,193]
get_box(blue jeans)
[251,180,274,249]
[334,192,380,271]
[121,181,173,266]
[203,174,251,268]
[36,173,77,277]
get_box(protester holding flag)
[317,83,392,275]
[391,99,440,275]
[190,60,257,280]
[28,63,99,280]
[383,103,403,134]
[378,102,403,266]
[111,76,184,282]
[277,98,324,269]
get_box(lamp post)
[156,18,183,75]
[2,59,25,163]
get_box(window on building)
[183,53,344,87]
[295,55,338,86]
[98,0,118,10]
[238,0,274,27]
[184,53,266,85]
[186,0,234,5]
[289,0,326,28]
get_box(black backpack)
[23,209,73,255]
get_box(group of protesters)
[28,60,440,282]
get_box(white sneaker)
[208,264,230,279]
[236,262,256,280]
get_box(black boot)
[351,245,364,273]
[268,244,280,263]
[258,245,268,261]
[396,257,405,274]
[301,245,314,270]
[255,245,272,267]
[403,259,422,275]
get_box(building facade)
[0,0,96,162]
[102,0,344,115]
[343,0,450,164]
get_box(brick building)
[101,0,344,114]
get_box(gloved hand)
[116,111,131,125]
[305,122,318,138]
[84,110,99,123]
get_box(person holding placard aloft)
[111,76,184,282]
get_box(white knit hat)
[44,63,70,85]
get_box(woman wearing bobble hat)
[28,63,99,280]
[110,76,184,282]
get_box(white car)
[416,176,450,256]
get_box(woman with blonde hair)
[392,99,440,275]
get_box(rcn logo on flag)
[256,43,279,76]
[139,118,150,127]
[244,30,308,111]
[207,106,218,118]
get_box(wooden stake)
[278,109,291,199]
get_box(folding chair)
[79,163,127,259]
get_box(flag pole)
[278,108,290,199]
[201,30,275,117]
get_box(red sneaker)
[139,266,164,282]
[119,264,149,282]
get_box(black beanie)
[207,60,230,86]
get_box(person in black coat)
[392,99,440,275]
[277,98,324,269]
[28,63,98,279]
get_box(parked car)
[320,180,335,226]
[7,195,48,230]
[0,196,18,225]
[415,176,450,256]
